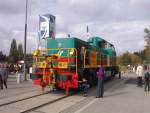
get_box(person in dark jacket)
[144,67,150,92]
[96,66,105,98]
[82,78,90,97]
[0,73,3,89]
[0,65,8,89]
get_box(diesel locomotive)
[31,36,118,95]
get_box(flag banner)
[39,14,55,39]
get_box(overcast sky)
[0,0,150,55]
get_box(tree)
[18,43,24,60]
[9,39,18,63]
[0,51,7,62]
[144,28,150,46]
[130,54,142,65]
[143,47,150,64]
[122,52,132,65]
[118,52,131,66]
[144,28,150,64]
[117,52,142,66]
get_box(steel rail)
[0,91,50,107]
[20,95,68,113]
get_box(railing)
[33,48,78,75]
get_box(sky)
[0,0,150,55]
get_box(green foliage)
[121,52,131,65]
[117,51,141,66]
[26,53,33,67]
[8,39,25,63]
[9,39,18,63]
[144,27,150,64]
[144,28,150,45]
[143,46,150,64]
[0,51,7,62]
[131,53,142,65]
[18,43,24,60]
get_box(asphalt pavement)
[1,72,150,113]
[71,73,150,113]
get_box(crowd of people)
[0,63,25,90]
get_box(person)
[96,66,105,98]
[111,69,115,78]
[133,66,135,73]
[118,66,121,79]
[49,68,56,91]
[82,78,90,97]
[144,67,150,92]
[119,71,121,79]
[0,73,3,89]
[29,66,32,80]
[15,64,21,84]
[0,64,8,89]
[136,64,143,87]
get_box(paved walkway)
[1,73,150,113]
[0,73,47,103]
[73,73,150,113]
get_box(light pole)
[24,0,28,81]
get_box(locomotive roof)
[47,37,115,56]
[87,36,114,46]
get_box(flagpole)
[24,0,28,81]
[38,15,41,48]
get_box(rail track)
[0,90,76,113]
[0,88,39,100]
[20,95,68,113]
[20,78,124,113]
[0,77,126,113]
[0,91,50,107]
[20,90,78,113]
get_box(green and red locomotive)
[31,36,118,95]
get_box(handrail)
[33,48,78,75]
